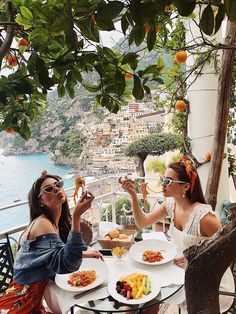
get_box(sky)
[99,22,124,48]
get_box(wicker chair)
[0,235,14,293]
[221,258,236,314]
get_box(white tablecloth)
[45,253,184,314]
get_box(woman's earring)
[182,191,186,198]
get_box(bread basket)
[97,228,136,250]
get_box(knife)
[74,282,108,299]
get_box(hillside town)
[67,100,166,177]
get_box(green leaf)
[122,52,138,65]
[154,0,166,14]
[122,52,139,70]
[134,26,146,46]
[66,83,75,98]
[96,1,124,20]
[200,4,214,35]
[173,0,196,16]
[0,89,7,102]
[57,84,65,97]
[10,79,34,95]
[143,85,151,95]
[102,47,117,61]
[20,119,31,141]
[132,75,144,100]
[15,14,32,29]
[121,14,129,34]
[71,66,82,82]
[224,0,236,21]
[156,56,165,70]
[214,4,225,34]
[115,71,125,96]
[154,77,165,84]
[38,69,54,90]
[82,82,100,92]
[111,101,120,114]
[147,28,156,51]
[129,26,145,47]
[20,6,33,20]
[143,65,160,75]
[77,20,99,42]
[95,16,115,31]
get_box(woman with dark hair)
[120,158,234,313]
[0,172,102,313]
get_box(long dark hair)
[28,173,71,243]
[168,162,206,204]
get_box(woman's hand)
[173,256,186,269]
[72,190,95,217]
[119,176,137,197]
[82,250,104,261]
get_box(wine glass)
[111,246,127,264]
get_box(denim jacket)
[13,231,88,285]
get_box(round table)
[69,284,183,313]
[47,252,185,314]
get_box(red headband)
[178,156,197,193]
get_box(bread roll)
[119,233,128,239]
[104,235,111,240]
[108,229,120,239]
[112,238,120,241]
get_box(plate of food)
[55,258,108,292]
[129,239,177,265]
[108,269,161,305]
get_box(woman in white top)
[120,158,234,313]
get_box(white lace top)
[166,198,215,251]
[165,197,235,312]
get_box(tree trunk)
[184,203,236,313]
[0,2,15,68]
[135,154,147,177]
[205,20,236,209]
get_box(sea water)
[0,152,75,232]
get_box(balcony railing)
[0,175,163,245]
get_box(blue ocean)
[0,152,75,233]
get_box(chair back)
[0,236,14,292]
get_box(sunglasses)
[38,180,64,198]
[160,176,187,186]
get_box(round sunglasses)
[160,176,187,186]
[38,180,64,198]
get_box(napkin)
[142,231,168,242]
[98,221,121,238]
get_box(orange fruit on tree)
[125,72,133,80]
[144,24,159,33]
[175,100,187,111]
[144,23,151,33]
[175,51,187,64]
[204,152,212,161]
[6,54,18,67]
[5,128,15,134]
[18,38,29,47]
[91,14,96,24]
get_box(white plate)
[55,258,108,292]
[129,239,177,265]
[108,269,161,305]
